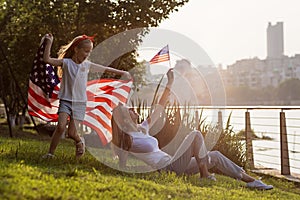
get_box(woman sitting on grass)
[111,68,273,190]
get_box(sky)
[147,0,300,68]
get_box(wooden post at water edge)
[218,111,223,131]
[195,110,199,129]
[280,111,291,175]
[245,111,254,169]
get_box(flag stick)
[167,45,172,69]
[151,45,171,106]
[151,74,164,106]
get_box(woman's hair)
[111,115,133,151]
[111,105,137,156]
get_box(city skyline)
[158,0,300,68]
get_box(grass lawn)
[0,124,300,200]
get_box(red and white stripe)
[28,78,132,145]
[149,45,170,64]
[84,79,132,144]
[28,80,59,122]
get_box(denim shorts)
[58,100,87,121]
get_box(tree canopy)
[277,78,300,101]
[0,0,189,121]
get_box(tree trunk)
[18,115,26,128]
[8,113,16,127]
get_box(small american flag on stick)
[149,45,170,64]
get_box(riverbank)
[252,168,300,183]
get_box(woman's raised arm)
[146,68,174,126]
[43,34,63,67]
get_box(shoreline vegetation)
[1,124,300,199]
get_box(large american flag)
[149,45,170,64]
[28,39,132,145]
[30,40,60,98]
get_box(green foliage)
[0,0,189,119]
[277,78,300,101]
[225,78,300,105]
[0,129,300,199]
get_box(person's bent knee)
[190,130,204,141]
[190,131,208,162]
[191,131,205,147]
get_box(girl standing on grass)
[42,33,131,159]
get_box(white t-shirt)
[130,120,172,169]
[59,59,91,102]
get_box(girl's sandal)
[42,153,55,159]
[75,138,85,158]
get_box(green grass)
[0,125,300,200]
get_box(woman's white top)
[59,59,90,102]
[129,120,172,169]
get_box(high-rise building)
[267,22,284,59]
